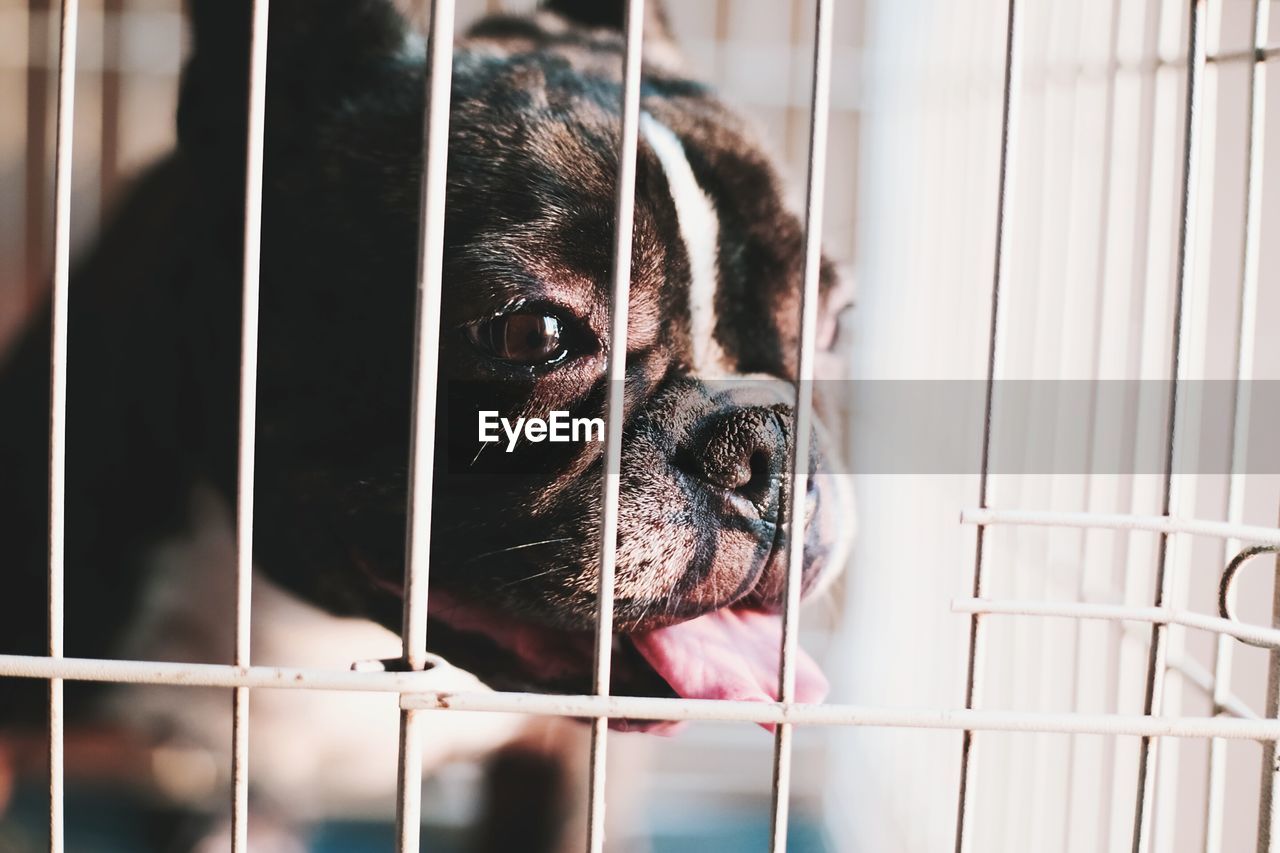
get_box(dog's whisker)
[497,565,566,590]
[669,590,684,618]
[634,597,658,630]
[466,536,573,565]
[471,439,496,466]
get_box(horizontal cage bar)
[4,653,1278,740]
[961,508,1280,546]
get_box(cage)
[0,0,1278,851]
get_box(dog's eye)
[467,312,567,365]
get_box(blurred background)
[2,0,1280,850]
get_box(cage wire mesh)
[1,0,1279,852]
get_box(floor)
[0,783,832,852]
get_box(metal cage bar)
[1104,0,1168,838]
[953,0,1021,850]
[953,598,1280,652]
[5,650,1280,740]
[19,1,1280,850]
[962,509,1280,547]
[1131,2,1206,848]
[230,0,271,849]
[1262,541,1280,852]
[395,0,456,850]
[1205,0,1271,848]
[46,1,79,850]
[402,692,1280,740]
[1155,0,1222,824]
[768,0,834,850]
[585,0,645,850]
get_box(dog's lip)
[343,515,828,733]
[423,593,684,731]
[348,543,410,599]
[423,589,829,733]
[306,548,686,732]
[424,589,660,684]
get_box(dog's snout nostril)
[744,448,771,493]
[682,407,787,503]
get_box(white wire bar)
[1207,45,1280,64]
[46,1,79,849]
[1133,1,1206,845]
[1161,10,1226,832]
[1206,0,1271,848]
[768,1,832,851]
[1086,598,1264,721]
[954,0,1021,850]
[5,651,1280,741]
[961,508,1280,548]
[1160,647,1257,722]
[1105,0,1183,840]
[401,691,1280,740]
[952,598,1280,652]
[395,0,455,850]
[230,1,270,849]
[586,1,644,849]
[0,653,456,690]
[1261,544,1280,852]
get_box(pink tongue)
[631,609,829,707]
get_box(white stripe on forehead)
[639,112,729,376]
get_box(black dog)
[0,0,851,735]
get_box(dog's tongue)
[631,609,829,706]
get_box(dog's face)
[187,2,852,709]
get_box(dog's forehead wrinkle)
[477,252,600,315]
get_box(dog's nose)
[683,406,787,502]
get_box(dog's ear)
[540,0,682,63]
[179,0,412,157]
[186,0,410,69]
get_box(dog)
[0,0,853,844]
